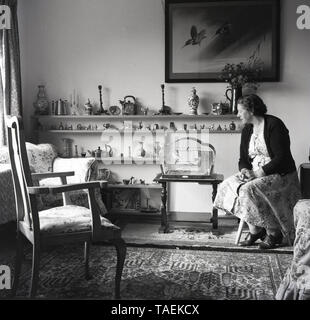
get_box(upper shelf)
[33,114,239,120]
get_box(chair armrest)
[28,181,105,195]
[31,171,75,180]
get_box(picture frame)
[165,0,280,83]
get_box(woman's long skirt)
[213,171,301,244]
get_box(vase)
[134,141,146,158]
[33,85,49,115]
[229,121,236,131]
[188,87,199,115]
[225,86,242,115]
[154,141,161,158]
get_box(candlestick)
[97,85,109,115]
[161,84,165,110]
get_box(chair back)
[6,116,37,230]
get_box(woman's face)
[237,103,253,124]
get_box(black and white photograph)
[1,0,310,309]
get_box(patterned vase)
[188,87,199,115]
[34,85,49,115]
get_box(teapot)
[119,95,137,115]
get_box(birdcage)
[162,132,216,177]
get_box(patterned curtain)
[0,0,22,146]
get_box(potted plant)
[220,57,263,114]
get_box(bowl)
[123,179,130,185]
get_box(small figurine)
[188,87,199,115]
[169,122,176,131]
[217,125,222,131]
[58,122,64,130]
[224,124,228,131]
[141,106,148,115]
[84,99,93,115]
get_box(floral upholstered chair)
[276,199,310,300]
[7,116,126,299]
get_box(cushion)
[39,157,108,215]
[0,143,58,169]
[26,143,58,173]
[38,205,119,235]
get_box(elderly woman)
[214,94,301,249]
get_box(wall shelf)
[33,114,239,120]
[107,183,161,189]
[36,129,241,134]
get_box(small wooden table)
[153,173,224,233]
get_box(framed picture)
[165,0,280,82]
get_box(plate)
[109,105,121,115]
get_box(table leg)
[159,182,170,233]
[211,183,218,229]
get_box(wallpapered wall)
[17,0,310,214]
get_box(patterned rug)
[0,244,292,300]
[121,222,293,253]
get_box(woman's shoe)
[239,229,266,246]
[258,233,283,250]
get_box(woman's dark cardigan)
[238,114,296,175]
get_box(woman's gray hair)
[237,94,267,116]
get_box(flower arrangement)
[220,56,264,90]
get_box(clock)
[109,105,121,115]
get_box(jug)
[225,86,242,114]
[102,144,113,157]
[55,99,67,115]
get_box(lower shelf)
[108,209,161,216]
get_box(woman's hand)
[239,168,255,182]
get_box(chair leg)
[84,241,92,280]
[235,219,245,245]
[29,243,40,298]
[11,233,24,297]
[112,238,126,300]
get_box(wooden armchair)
[7,116,126,299]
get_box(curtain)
[0,0,22,146]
